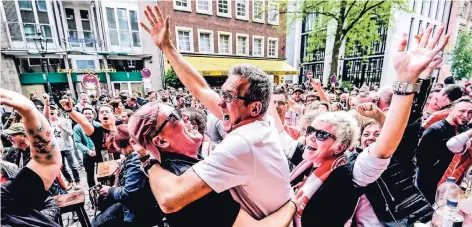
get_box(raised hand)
[0,89,36,116]
[356,102,385,124]
[393,25,450,83]
[59,98,74,111]
[42,93,50,103]
[311,79,322,90]
[140,4,172,51]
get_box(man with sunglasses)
[138,4,291,219]
[272,25,450,226]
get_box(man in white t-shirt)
[135,5,290,219]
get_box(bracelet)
[393,90,416,96]
[143,159,161,174]
[65,109,72,113]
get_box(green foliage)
[288,0,408,73]
[341,81,353,90]
[451,31,472,80]
[163,68,183,88]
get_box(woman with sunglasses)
[271,24,450,226]
[93,124,159,227]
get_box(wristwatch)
[392,80,422,95]
[142,158,161,174]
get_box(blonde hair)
[314,111,360,150]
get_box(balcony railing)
[62,29,106,51]
[5,22,57,50]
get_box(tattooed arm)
[0,89,61,190]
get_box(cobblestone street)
[60,169,96,227]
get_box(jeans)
[61,150,81,183]
[74,148,83,167]
[92,202,127,227]
[84,156,96,187]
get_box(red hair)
[110,124,131,152]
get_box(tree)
[163,68,183,88]
[285,0,408,77]
[451,31,472,80]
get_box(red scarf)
[438,150,472,187]
[290,155,347,227]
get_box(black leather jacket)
[363,79,434,225]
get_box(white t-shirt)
[193,119,291,219]
[353,195,383,227]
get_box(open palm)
[140,5,172,50]
[0,89,36,115]
[393,25,449,83]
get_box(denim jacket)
[107,152,146,222]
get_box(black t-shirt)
[1,168,60,227]
[89,121,111,162]
[161,152,241,227]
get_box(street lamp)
[33,28,54,104]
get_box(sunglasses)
[306,126,337,141]
[220,90,250,103]
[152,108,182,138]
[274,100,287,106]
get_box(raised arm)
[370,25,450,159]
[447,129,472,154]
[311,79,329,102]
[42,93,50,120]
[59,98,94,136]
[287,96,305,114]
[0,89,61,190]
[140,4,222,119]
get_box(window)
[36,0,47,12]
[23,24,35,40]
[129,10,141,47]
[236,34,249,55]
[76,60,96,69]
[197,0,212,15]
[253,0,265,23]
[176,27,193,52]
[18,0,32,10]
[236,0,249,20]
[174,0,191,12]
[218,32,232,54]
[267,38,278,57]
[128,60,136,68]
[268,1,279,25]
[462,2,469,18]
[107,8,119,46]
[198,29,213,53]
[117,8,129,30]
[252,36,264,56]
[217,0,231,18]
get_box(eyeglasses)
[220,90,250,103]
[152,108,182,138]
[273,100,287,106]
[306,126,337,141]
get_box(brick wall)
[158,0,286,59]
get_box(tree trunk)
[330,1,346,80]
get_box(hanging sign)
[82,73,99,89]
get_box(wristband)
[289,200,297,208]
[65,109,72,113]
[143,158,161,174]
[139,154,151,162]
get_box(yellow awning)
[164,56,299,76]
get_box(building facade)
[0,0,162,99]
[286,0,457,87]
[157,0,297,87]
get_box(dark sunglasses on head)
[220,90,250,103]
[306,126,337,141]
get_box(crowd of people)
[2,3,471,227]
